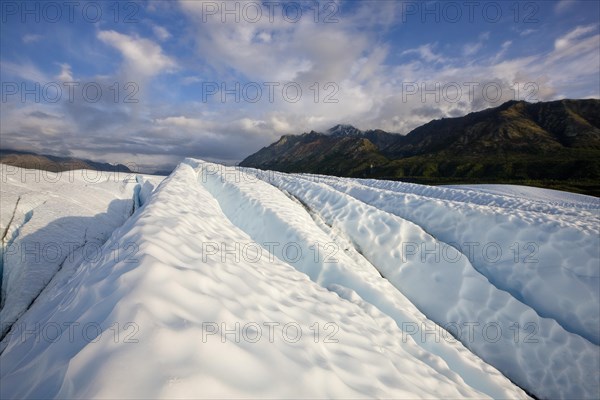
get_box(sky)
[1,0,599,171]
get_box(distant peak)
[326,124,363,136]
[500,99,526,108]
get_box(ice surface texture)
[2,160,598,399]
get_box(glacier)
[1,160,598,399]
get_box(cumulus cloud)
[55,63,73,81]
[97,30,176,78]
[177,0,387,85]
[133,2,598,158]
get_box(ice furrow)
[0,167,161,345]
[1,161,597,399]
[1,197,35,310]
[286,174,545,320]
[302,173,599,234]
[246,167,599,400]
[300,173,600,215]
[292,175,564,324]
[1,161,500,399]
[1,196,22,243]
[312,175,600,346]
[283,190,386,280]
[195,161,527,399]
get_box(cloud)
[181,76,203,85]
[462,32,490,57]
[462,42,483,57]
[555,0,576,13]
[519,29,537,37]
[152,25,172,41]
[539,26,600,97]
[177,0,383,84]
[154,116,211,131]
[491,41,512,63]
[554,25,597,50]
[55,63,73,81]
[2,0,599,168]
[28,111,61,120]
[131,4,598,157]
[401,43,447,63]
[172,0,407,142]
[97,30,176,78]
[255,31,271,43]
[0,61,49,82]
[22,34,42,44]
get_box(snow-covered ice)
[248,168,598,399]
[198,160,524,399]
[302,174,600,345]
[444,183,600,209]
[0,165,162,341]
[1,160,598,399]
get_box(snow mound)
[0,162,519,399]
[1,160,597,399]
[298,173,600,347]
[196,160,524,399]
[445,183,600,208]
[244,168,598,400]
[0,165,162,340]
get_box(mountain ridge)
[0,149,133,174]
[240,99,600,195]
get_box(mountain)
[382,99,600,158]
[0,149,132,173]
[326,124,363,136]
[239,99,600,195]
[239,130,388,176]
